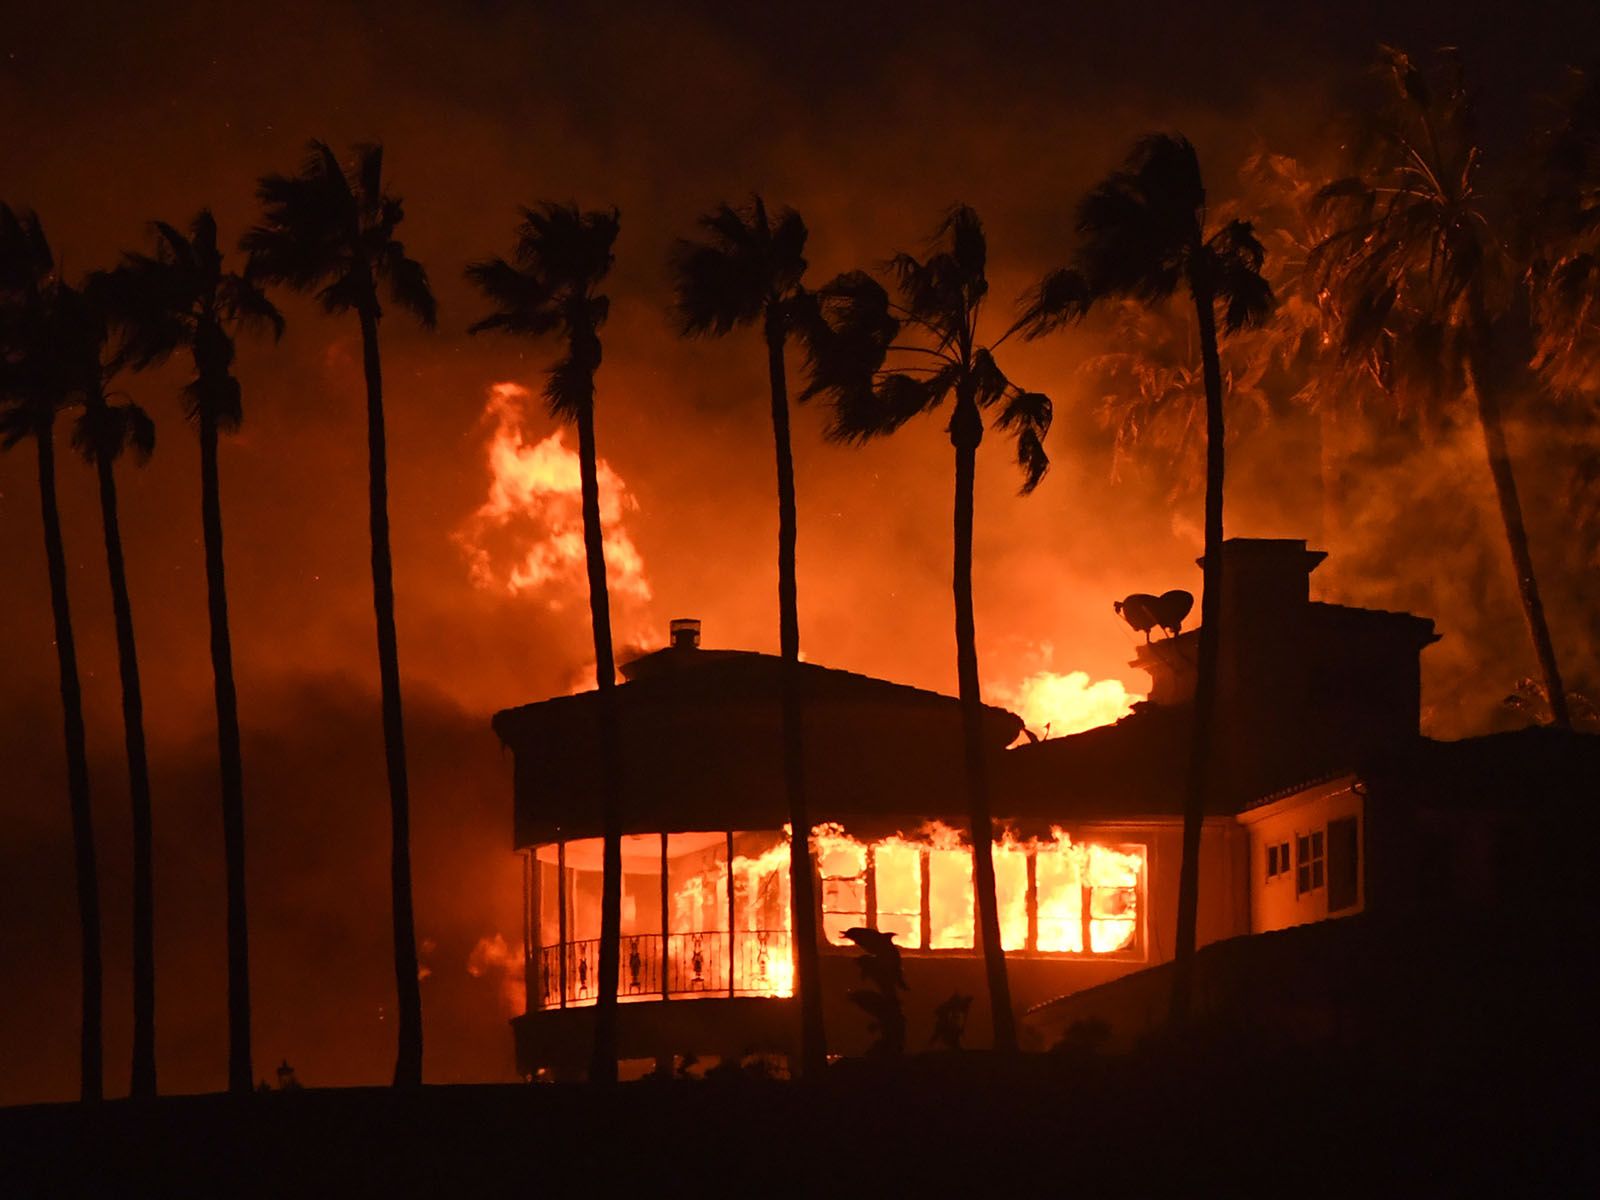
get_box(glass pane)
[620,833,662,938]
[564,837,603,943]
[537,846,560,948]
[667,832,728,994]
[874,839,922,950]
[1087,844,1143,954]
[1035,839,1083,952]
[928,846,974,950]
[814,825,867,945]
[732,831,792,995]
[994,840,1029,951]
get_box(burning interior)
[524,824,1146,1010]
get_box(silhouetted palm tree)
[1530,65,1600,591]
[1021,134,1273,1020]
[1312,47,1571,728]
[800,206,1055,1052]
[466,203,624,1083]
[94,212,283,1096]
[51,280,161,1096]
[0,206,103,1102]
[243,141,436,1086]
[670,197,826,1075]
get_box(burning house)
[490,537,1509,1076]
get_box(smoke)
[466,933,526,1016]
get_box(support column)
[557,840,568,1008]
[919,847,932,950]
[726,831,736,996]
[524,850,537,1013]
[1025,851,1038,954]
[659,832,669,1000]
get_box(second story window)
[1266,841,1291,880]
[1296,830,1325,896]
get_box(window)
[1266,841,1291,880]
[816,825,1144,957]
[1295,830,1325,896]
[815,827,867,945]
[928,846,975,949]
[1326,817,1359,911]
[873,839,922,949]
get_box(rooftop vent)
[669,618,702,650]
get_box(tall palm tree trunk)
[199,410,252,1093]
[575,389,623,1086]
[1172,276,1226,1022]
[765,313,826,1076]
[950,392,1016,1052]
[36,423,103,1102]
[1464,337,1570,729]
[358,307,424,1087]
[91,438,157,1097]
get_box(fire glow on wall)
[524,825,1146,1010]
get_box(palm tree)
[466,203,624,1083]
[1020,135,1273,1020]
[0,206,103,1102]
[1312,47,1571,728]
[669,197,827,1076]
[94,212,283,1096]
[243,142,437,1086]
[1530,65,1600,597]
[1077,296,1271,504]
[52,279,161,1096]
[800,206,1055,1052]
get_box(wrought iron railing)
[533,929,791,1009]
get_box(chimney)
[1132,538,1325,704]
[669,617,702,650]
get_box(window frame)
[1295,829,1326,897]
[822,829,1148,963]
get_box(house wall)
[1238,778,1365,933]
[816,817,1247,1057]
[512,817,1250,1069]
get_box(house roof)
[492,647,1024,746]
[1356,726,1600,811]
[994,703,1197,820]
[493,645,1025,845]
[1305,601,1440,646]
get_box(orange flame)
[455,382,650,603]
[999,669,1143,738]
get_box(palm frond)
[795,270,899,403]
[825,363,958,443]
[1015,267,1091,339]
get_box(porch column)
[659,832,669,999]
[557,840,568,1008]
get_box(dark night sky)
[2,0,1596,1102]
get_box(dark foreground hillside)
[1,1028,1588,1197]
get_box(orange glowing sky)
[2,0,1596,1103]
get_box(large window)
[527,824,1148,1012]
[816,824,1144,957]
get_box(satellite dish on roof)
[1114,590,1194,642]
